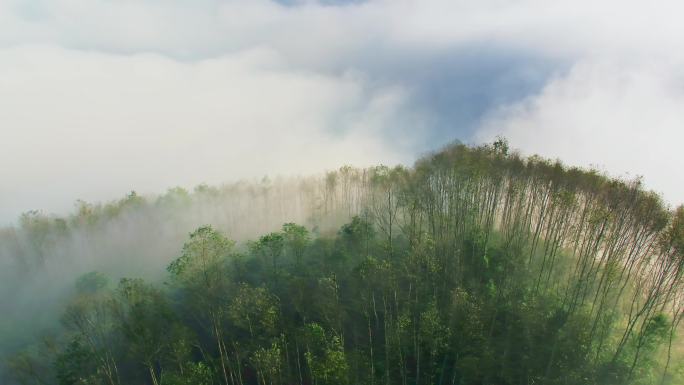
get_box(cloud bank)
[1,0,683,223]
[0,44,424,223]
[477,59,684,201]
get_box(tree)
[167,225,236,385]
[282,223,310,267]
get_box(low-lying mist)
[0,171,369,380]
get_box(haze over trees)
[1,140,683,385]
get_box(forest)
[1,140,683,385]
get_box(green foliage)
[164,362,212,385]
[229,284,279,338]
[6,140,684,385]
[339,215,375,256]
[167,225,234,280]
[282,222,310,265]
[55,337,95,385]
[251,341,282,385]
[252,232,285,272]
[303,323,348,385]
[75,271,109,294]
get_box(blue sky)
[1,0,683,223]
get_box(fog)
[0,45,421,225]
[2,1,684,381]
[3,0,684,224]
[0,172,369,381]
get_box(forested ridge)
[2,140,683,385]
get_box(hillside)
[2,140,683,385]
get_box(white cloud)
[4,0,684,62]
[1,0,684,222]
[476,59,684,205]
[0,45,425,223]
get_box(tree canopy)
[3,140,683,385]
